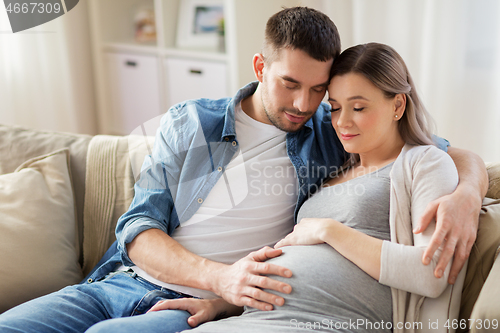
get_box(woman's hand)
[274,218,338,248]
[148,298,243,327]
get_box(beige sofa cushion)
[458,162,500,328]
[0,149,83,313]
[486,162,500,199]
[0,124,91,264]
[469,255,500,333]
[459,198,500,326]
[81,134,155,276]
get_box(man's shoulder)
[301,102,334,138]
[309,102,332,126]
[160,97,231,127]
[169,97,231,116]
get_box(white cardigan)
[379,144,466,333]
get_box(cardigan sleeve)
[379,146,459,298]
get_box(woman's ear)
[394,93,406,118]
[253,53,265,82]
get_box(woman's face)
[328,73,403,156]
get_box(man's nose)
[293,90,310,112]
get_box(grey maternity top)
[187,163,394,332]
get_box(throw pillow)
[0,149,83,313]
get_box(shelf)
[97,0,157,47]
[162,48,227,62]
[101,42,228,62]
[102,42,159,56]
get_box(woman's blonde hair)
[330,43,436,165]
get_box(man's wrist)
[455,181,483,205]
[204,260,228,296]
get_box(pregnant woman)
[149,42,465,332]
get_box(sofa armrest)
[469,250,500,332]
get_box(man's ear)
[253,53,265,82]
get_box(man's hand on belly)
[211,246,293,311]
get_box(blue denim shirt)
[84,82,449,283]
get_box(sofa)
[0,122,499,333]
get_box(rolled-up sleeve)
[115,107,186,266]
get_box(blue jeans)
[0,270,193,333]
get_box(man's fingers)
[448,240,471,284]
[187,310,211,327]
[148,299,187,313]
[434,236,458,278]
[187,316,199,328]
[247,261,293,281]
[247,246,283,262]
[422,227,447,265]
[415,200,440,234]
[239,295,275,311]
[242,285,286,308]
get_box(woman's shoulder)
[400,144,457,175]
[403,144,450,162]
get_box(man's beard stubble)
[260,85,314,133]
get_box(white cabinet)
[105,52,162,134]
[165,58,227,107]
[89,0,331,134]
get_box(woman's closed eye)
[330,107,365,112]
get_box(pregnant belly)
[246,244,393,325]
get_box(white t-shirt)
[132,102,298,298]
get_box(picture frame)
[176,0,224,49]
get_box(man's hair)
[262,7,341,64]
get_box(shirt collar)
[222,81,314,140]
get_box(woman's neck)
[357,136,405,169]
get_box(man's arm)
[117,108,292,311]
[414,146,488,284]
[127,228,292,311]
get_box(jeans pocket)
[131,290,186,316]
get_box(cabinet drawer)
[105,52,161,134]
[165,58,228,107]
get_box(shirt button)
[217,167,223,172]
[232,141,237,146]
[197,198,203,204]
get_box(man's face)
[259,49,333,132]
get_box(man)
[0,7,487,333]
